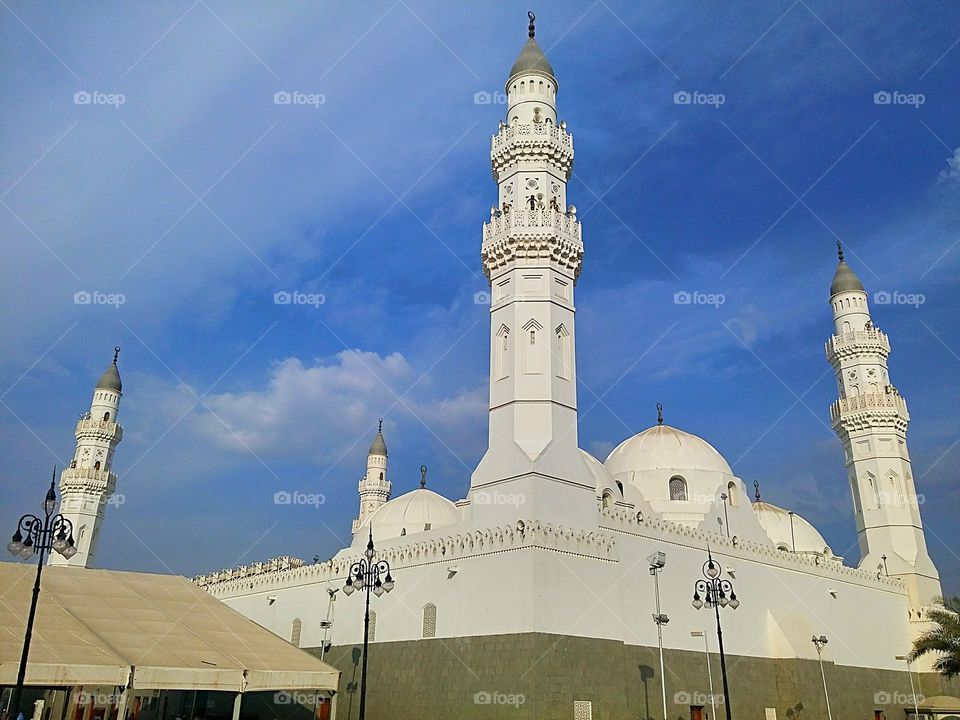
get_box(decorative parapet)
[195,520,616,596]
[481,207,583,280]
[491,122,574,179]
[597,505,905,591]
[830,391,909,431]
[825,327,890,363]
[60,466,117,492]
[76,414,123,442]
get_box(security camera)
[647,551,666,569]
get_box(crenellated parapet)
[75,414,123,442]
[60,466,118,493]
[491,122,574,180]
[830,391,909,431]
[825,327,890,364]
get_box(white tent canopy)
[0,564,338,693]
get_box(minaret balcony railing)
[75,415,123,441]
[491,122,574,178]
[830,392,909,423]
[60,466,117,491]
[483,206,581,245]
[825,328,890,362]
[492,122,572,151]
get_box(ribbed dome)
[604,424,733,477]
[96,362,122,392]
[753,501,831,555]
[368,431,387,457]
[354,488,458,545]
[830,260,864,296]
[508,37,555,83]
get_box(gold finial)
[656,402,663,425]
[113,346,120,365]
[528,10,536,38]
[420,465,428,488]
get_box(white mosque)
[57,13,957,720]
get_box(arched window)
[94,461,101,471]
[369,610,377,642]
[601,491,613,509]
[669,476,688,501]
[422,603,437,638]
[379,472,384,481]
[103,412,110,422]
[290,618,302,646]
[727,482,737,506]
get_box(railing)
[830,392,908,423]
[826,328,890,356]
[492,122,572,151]
[195,555,307,586]
[482,206,581,246]
[76,416,123,440]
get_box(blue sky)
[1,1,958,594]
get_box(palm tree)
[909,596,960,677]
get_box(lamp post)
[319,588,338,662]
[690,631,717,720]
[896,655,921,718]
[811,635,833,720]
[6,471,77,720]
[342,529,394,720]
[648,552,668,720]
[691,550,738,720]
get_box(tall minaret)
[50,347,124,568]
[471,13,595,525]
[825,245,940,609]
[352,420,391,535]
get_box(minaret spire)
[49,347,125,568]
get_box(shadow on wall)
[344,647,361,720]
[785,702,805,718]
[638,664,655,720]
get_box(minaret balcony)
[482,207,583,279]
[60,466,118,492]
[825,327,890,363]
[830,391,909,426]
[491,122,574,179]
[75,414,124,442]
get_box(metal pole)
[714,600,732,720]
[10,532,48,719]
[319,590,337,662]
[358,576,371,720]
[907,658,919,718]
[702,632,717,720]
[816,647,833,720]
[653,570,667,720]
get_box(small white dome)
[354,488,459,545]
[605,424,733,477]
[753,501,832,556]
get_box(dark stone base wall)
[308,633,960,720]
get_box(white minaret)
[825,245,940,609]
[352,420,391,535]
[50,347,124,568]
[471,13,595,525]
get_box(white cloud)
[938,147,960,185]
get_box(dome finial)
[754,479,761,502]
[656,402,663,426]
[528,10,536,38]
[420,464,428,488]
[113,346,120,365]
[837,240,844,263]
[378,417,383,433]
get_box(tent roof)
[0,563,338,692]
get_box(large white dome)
[753,501,833,556]
[353,488,459,546]
[604,424,733,477]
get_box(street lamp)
[6,471,76,720]
[691,549,739,720]
[690,631,717,720]
[895,655,921,718]
[648,552,668,720]
[342,529,394,720]
[811,635,833,720]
